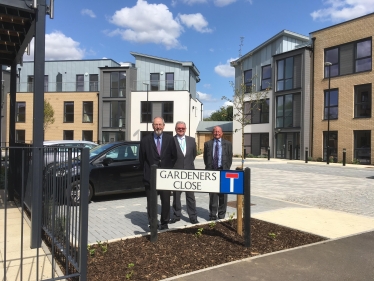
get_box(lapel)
[151,133,159,155]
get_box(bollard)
[305,147,308,163]
[289,145,292,160]
[244,149,246,159]
[267,146,270,161]
[343,148,346,166]
[244,168,251,247]
[150,164,158,242]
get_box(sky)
[24,0,374,118]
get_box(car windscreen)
[88,143,118,160]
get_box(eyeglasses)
[177,127,186,131]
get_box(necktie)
[213,140,219,169]
[156,136,161,155]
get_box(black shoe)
[190,218,199,224]
[160,224,169,230]
[209,217,217,221]
[169,218,180,224]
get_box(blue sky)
[25,0,374,117]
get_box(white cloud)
[81,9,96,18]
[24,31,85,61]
[214,58,236,78]
[214,0,237,7]
[203,109,215,118]
[311,0,374,22]
[178,13,212,33]
[223,101,233,106]
[108,0,184,49]
[197,91,216,101]
[203,83,211,88]
[182,0,208,4]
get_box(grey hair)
[175,121,186,128]
[153,116,165,125]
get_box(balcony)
[132,80,187,91]
[17,81,100,93]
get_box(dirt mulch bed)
[87,218,326,281]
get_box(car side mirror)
[102,158,114,166]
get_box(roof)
[196,121,233,133]
[0,0,36,65]
[230,30,309,66]
[130,51,200,77]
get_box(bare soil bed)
[87,218,326,281]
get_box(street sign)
[156,168,244,195]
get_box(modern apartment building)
[311,12,374,164]
[230,30,310,158]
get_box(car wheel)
[69,180,93,204]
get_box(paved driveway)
[87,158,374,243]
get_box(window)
[150,73,160,91]
[44,75,49,92]
[354,84,371,118]
[261,65,271,90]
[64,101,74,123]
[163,101,173,123]
[166,73,174,91]
[89,74,98,91]
[324,38,372,77]
[244,133,269,157]
[27,75,48,92]
[102,131,125,143]
[141,101,152,123]
[244,69,252,93]
[83,101,93,123]
[277,57,293,91]
[244,99,269,124]
[76,74,84,91]
[111,72,126,97]
[354,130,371,164]
[16,102,25,122]
[276,94,293,127]
[323,131,338,162]
[355,39,372,72]
[324,89,338,120]
[82,130,93,141]
[102,101,126,128]
[63,130,74,140]
[56,73,62,91]
[16,130,25,143]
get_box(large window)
[354,130,371,164]
[82,130,93,141]
[324,89,338,120]
[166,73,174,91]
[276,94,293,128]
[111,72,126,97]
[150,73,160,91]
[16,102,25,122]
[140,101,174,123]
[102,101,126,128]
[163,101,173,123]
[244,69,252,93]
[244,133,269,157]
[354,84,371,118]
[76,75,84,91]
[90,74,99,91]
[277,57,293,91]
[63,130,74,140]
[64,101,74,123]
[141,101,152,123]
[83,101,93,123]
[323,131,338,162]
[244,99,269,124]
[56,73,62,91]
[324,38,372,77]
[16,130,25,143]
[261,65,271,90]
[27,75,48,92]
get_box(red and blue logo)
[220,171,244,194]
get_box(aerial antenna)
[239,37,244,58]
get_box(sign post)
[244,167,251,247]
[150,165,158,242]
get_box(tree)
[44,100,55,132]
[204,105,233,121]
[223,64,269,236]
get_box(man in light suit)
[170,121,199,225]
[203,126,233,220]
[139,117,178,230]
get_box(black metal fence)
[2,145,89,280]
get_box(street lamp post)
[325,62,332,165]
[18,68,21,91]
[143,82,149,133]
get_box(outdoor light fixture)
[324,61,332,165]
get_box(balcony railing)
[132,80,187,91]
[17,81,100,92]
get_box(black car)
[45,141,144,204]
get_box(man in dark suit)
[203,126,233,220]
[139,116,177,230]
[169,121,199,225]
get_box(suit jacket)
[139,132,177,185]
[203,138,232,170]
[173,135,196,170]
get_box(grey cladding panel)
[340,43,354,75]
[102,102,110,127]
[103,73,111,97]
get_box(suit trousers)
[209,193,228,219]
[145,185,171,226]
[172,191,197,220]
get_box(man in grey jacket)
[170,121,199,224]
[203,126,233,220]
